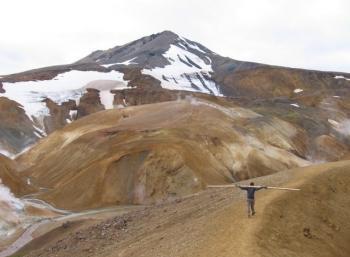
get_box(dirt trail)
[12,161,350,257]
[1,206,143,257]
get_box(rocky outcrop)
[0,82,4,93]
[77,88,104,118]
[113,87,179,107]
[43,99,77,134]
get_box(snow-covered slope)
[142,44,221,95]
[1,31,222,129]
[81,30,222,95]
[2,70,127,121]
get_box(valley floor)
[7,161,350,257]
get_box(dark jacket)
[239,186,264,200]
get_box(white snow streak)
[142,44,220,95]
[0,149,14,159]
[179,36,207,54]
[294,88,303,93]
[334,75,350,81]
[328,119,350,136]
[290,103,300,108]
[101,57,137,67]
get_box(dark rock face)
[113,88,178,107]
[43,99,77,134]
[0,97,38,156]
[120,68,162,89]
[0,82,4,93]
[77,88,104,118]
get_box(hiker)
[239,182,267,217]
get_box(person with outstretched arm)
[239,182,267,217]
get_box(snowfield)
[334,75,350,81]
[0,181,24,237]
[1,70,128,120]
[142,44,221,96]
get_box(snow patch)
[34,124,47,137]
[69,110,77,120]
[294,88,303,93]
[0,180,24,237]
[290,103,300,108]
[334,75,350,81]
[333,96,340,98]
[142,44,221,95]
[0,145,34,160]
[34,131,42,138]
[83,80,130,110]
[328,119,350,136]
[99,90,115,109]
[122,98,127,106]
[1,70,127,121]
[179,36,207,54]
[101,57,137,67]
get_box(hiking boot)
[252,211,256,216]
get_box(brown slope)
[0,154,33,195]
[17,98,309,210]
[213,62,350,99]
[19,161,350,257]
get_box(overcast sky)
[1,0,349,74]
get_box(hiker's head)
[250,182,254,186]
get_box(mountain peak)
[155,30,179,38]
[76,30,212,69]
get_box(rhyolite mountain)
[0,30,350,161]
[1,31,350,249]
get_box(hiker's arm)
[239,186,248,191]
[256,186,267,191]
